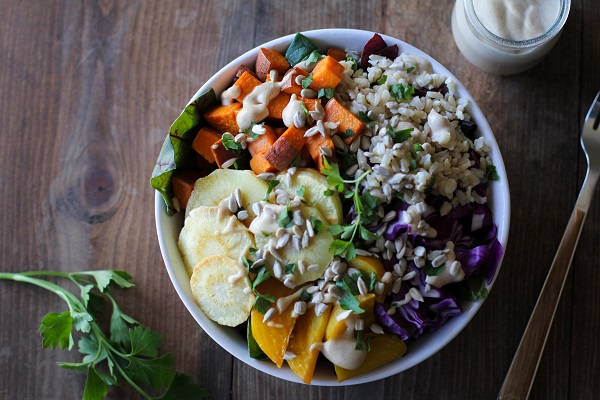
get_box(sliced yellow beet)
[349,256,391,303]
[325,294,376,340]
[335,333,407,382]
[250,278,297,368]
[287,306,332,384]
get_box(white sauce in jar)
[451,0,570,75]
[473,0,561,41]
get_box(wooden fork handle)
[497,205,587,399]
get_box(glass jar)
[451,0,571,75]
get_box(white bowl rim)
[155,28,511,386]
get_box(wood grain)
[1,1,599,399]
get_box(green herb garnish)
[486,164,500,181]
[284,263,296,275]
[357,111,375,125]
[346,56,358,71]
[376,74,387,85]
[339,293,365,314]
[222,134,243,154]
[263,179,280,201]
[309,216,323,235]
[355,329,371,352]
[0,270,207,399]
[250,267,276,314]
[301,72,313,89]
[407,66,415,73]
[388,125,413,143]
[318,88,334,99]
[321,158,374,261]
[277,206,294,228]
[305,50,323,66]
[390,83,415,101]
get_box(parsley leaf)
[388,125,413,143]
[309,216,323,235]
[0,270,207,399]
[263,179,280,201]
[486,164,500,181]
[222,134,242,154]
[277,206,294,228]
[284,263,296,275]
[339,293,365,314]
[407,66,415,73]
[376,74,387,85]
[301,72,313,89]
[357,111,375,125]
[390,83,415,101]
[318,88,334,99]
[346,56,358,71]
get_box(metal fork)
[498,91,600,400]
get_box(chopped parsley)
[407,66,415,73]
[376,74,387,85]
[263,179,280,201]
[486,164,500,181]
[277,206,294,228]
[357,111,375,125]
[346,56,358,71]
[301,72,313,89]
[390,83,415,101]
[222,134,243,154]
[309,216,323,235]
[318,88,334,99]
[388,125,413,143]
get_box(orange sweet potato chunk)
[267,91,292,120]
[305,133,336,171]
[232,70,262,102]
[327,48,348,61]
[263,126,307,170]
[255,47,291,81]
[287,306,332,384]
[247,125,278,156]
[210,139,239,168]
[171,170,203,209]
[250,151,278,175]
[192,126,221,163]
[281,67,310,96]
[203,102,242,134]
[250,279,297,368]
[309,55,345,91]
[324,97,365,144]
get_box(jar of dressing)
[451,0,571,75]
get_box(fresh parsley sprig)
[321,157,377,261]
[0,270,207,400]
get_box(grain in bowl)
[152,29,509,385]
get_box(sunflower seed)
[370,323,384,334]
[409,287,424,302]
[314,303,328,316]
[221,158,237,169]
[263,307,276,322]
[237,209,249,221]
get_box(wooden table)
[1,1,598,399]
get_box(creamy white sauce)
[248,203,285,237]
[310,317,368,370]
[228,257,249,284]
[282,94,305,128]
[235,71,296,130]
[474,0,561,41]
[276,285,310,314]
[427,109,456,148]
[221,85,241,105]
[425,261,465,288]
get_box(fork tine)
[585,91,600,130]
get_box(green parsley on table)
[0,270,208,400]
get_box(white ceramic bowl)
[155,28,510,385]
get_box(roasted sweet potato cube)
[203,103,242,135]
[305,133,336,171]
[250,150,278,175]
[309,55,345,91]
[263,126,307,170]
[192,126,221,163]
[210,139,240,168]
[267,92,292,120]
[235,65,259,81]
[273,126,286,137]
[247,125,278,156]
[255,47,291,81]
[171,170,204,209]
[280,67,310,96]
[324,97,365,144]
[327,48,348,61]
[232,71,262,102]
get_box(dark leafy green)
[285,32,319,66]
[151,89,218,216]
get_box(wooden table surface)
[1,1,599,399]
